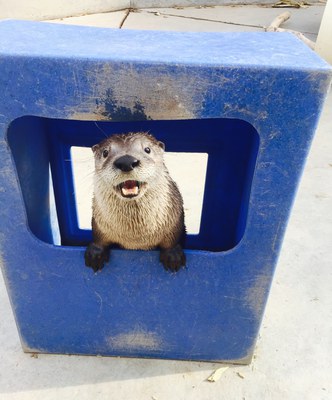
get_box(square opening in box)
[7,116,259,252]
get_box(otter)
[84,131,186,273]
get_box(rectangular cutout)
[7,116,259,251]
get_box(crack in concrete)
[143,9,265,29]
[119,8,132,29]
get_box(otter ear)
[158,141,165,151]
[92,144,99,154]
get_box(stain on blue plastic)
[0,20,331,363]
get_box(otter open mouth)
[119,180,141,198]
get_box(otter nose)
[114,155,140,172]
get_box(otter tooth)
[120,180,139,197]
[121,186,139,197]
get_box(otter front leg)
[85,243,110,273]
[85,219,111,272]
[160,244,186,272]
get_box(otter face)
[92,132,165,200]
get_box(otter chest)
[101,196,169,250]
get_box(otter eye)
[102,149,109,158]
[144,147,151,154]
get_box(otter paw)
[84,243,110,273]
[160,245,186,272]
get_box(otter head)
[92,132,166,200]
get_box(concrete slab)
[144,5,325,31]
[44,11,127,28]
[0,0,129,21]
[137,5,325,39]
[123,9,262,32]
[42,5,325,40]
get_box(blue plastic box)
[0,20,331,363]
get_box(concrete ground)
[1,4,331,400]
